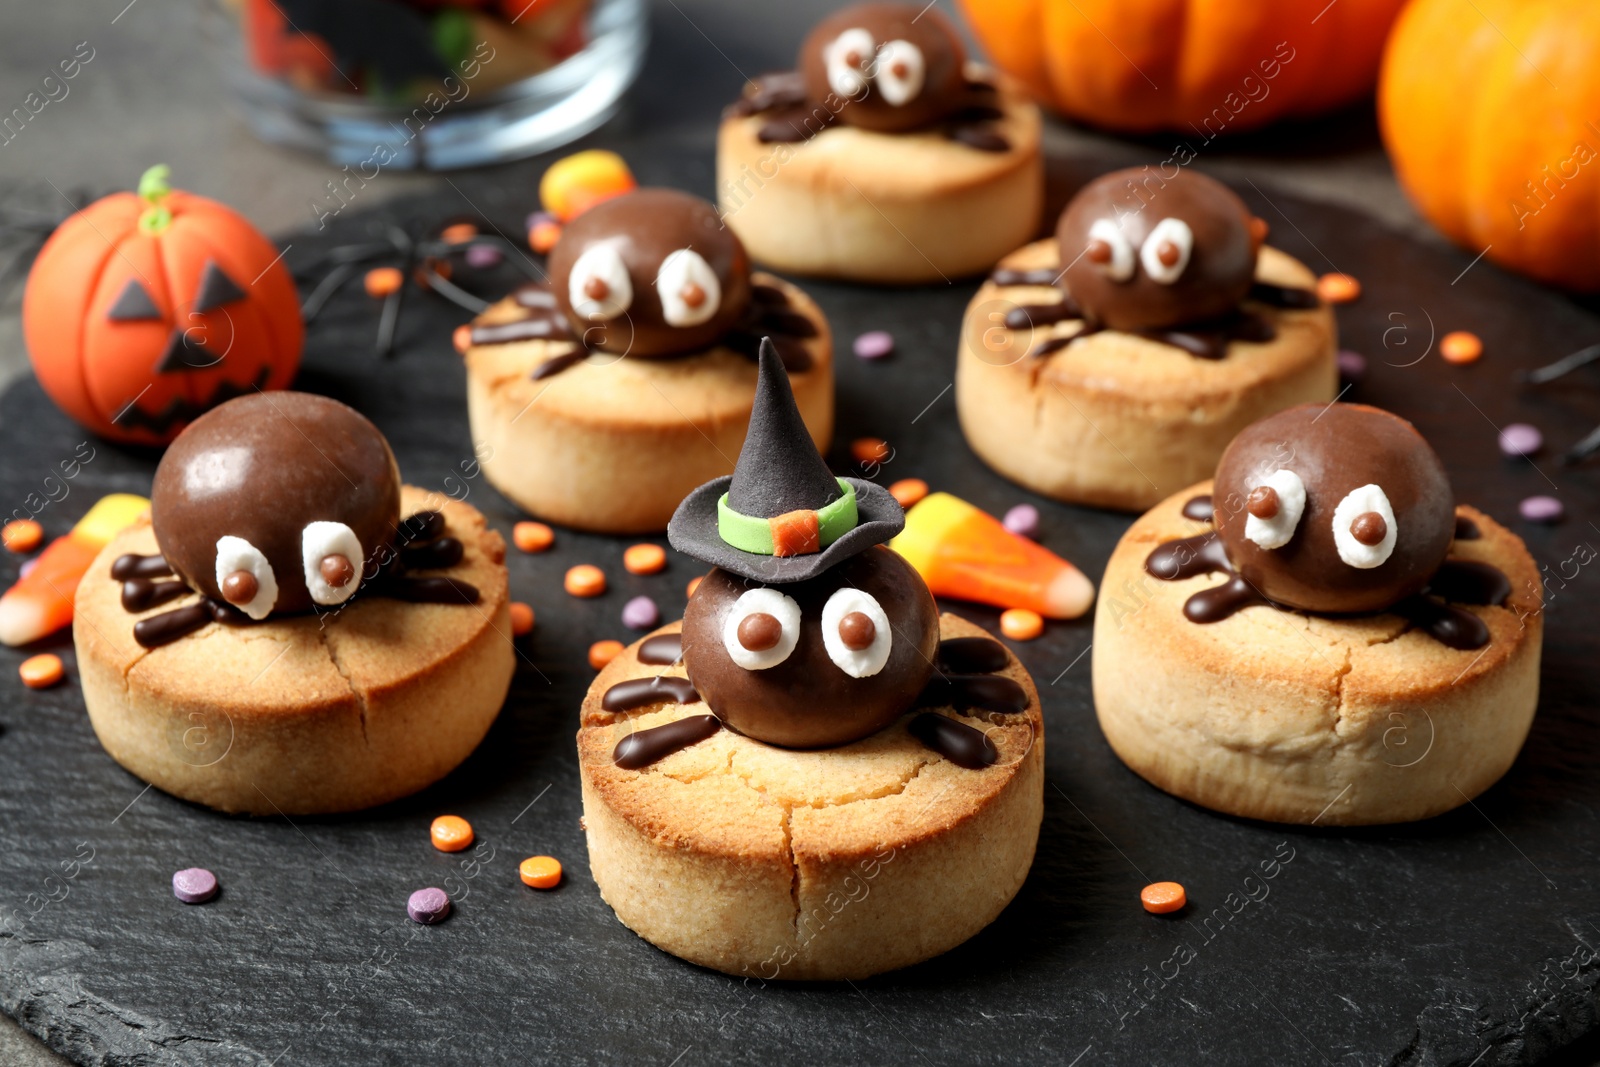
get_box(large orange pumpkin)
[23,165,303,445]
[958,0,1408,135]
[1380,0,1600,291]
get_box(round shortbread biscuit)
[74,488,514,815]
[1092,482,1543,825]
[578,613,1044,980]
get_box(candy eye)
[655,249,721,328]
[1086,219,1135,282]
[302,521,363,606]
[1242,469,1307,551]
[722,587,801,670]
[874,39,925,106]
[214,535,278,620]
[821,587,893,678]
[567,243,632,321]
[1140,218,1194,284]
[1332,484,1398,568]
[823,27,875,97]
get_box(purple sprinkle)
[1519,495,1564,524]
[172,867,218,905]
[1336,349,1367,381]
[622,595,660,631]
[407,886,451,925]
[465,244,503,269]
[853,331,895,360]
[18,558,37,579]
[525,210,558,232]
[1498,423,1543,457]
[1002,504,1040,539]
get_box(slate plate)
[1,149,1598,1067]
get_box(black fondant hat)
[668,339,903,583]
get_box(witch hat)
[668,339,904,583]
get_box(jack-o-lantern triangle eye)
[193,260,246,312]
[107,277,163,322]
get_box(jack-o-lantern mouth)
[112,366,271,436]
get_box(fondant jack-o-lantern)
[23,165,303,445]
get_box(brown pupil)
[737,612,783,652]
[1086,238,1113,264]
[1351,511,1387,546]
[321,553,355,588]
[221,569,258,606]
[1246,485,1280,520]
[838,611,876,651]
[890,60,909,78]
[680,281,706,308]
[583,276,610,301]
[1157,240,1182,267]
[843,49,862,67]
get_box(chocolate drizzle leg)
[133,598,251,649]
[918,674,1028,714]
[613,714,721,769]
[909,713,998,769]
[1182,495,1215,523]
[111,553,174,580]
[120,577,190,613]
[637,633,684,666]
[935,636,1009,674]
[601,675,701,712]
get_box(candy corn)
[0,494,149,646]
[539,150,636,222]
[891,493,1095,619]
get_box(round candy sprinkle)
[623,543,666,575]
[1002,504,1040,539]
[1316,273,1361,304]
[1440,330,1483,364]
[565,564,606,598]
[889,478,929,508]
[526,212,562,255]
[1336,349,1367,381]
[853,330,895,360]
[19,654,63,690]
[430,815,474,852]
[510,601,535,636]
[685,576,703,598]
[452,324,473,354]
[520,855,563,889]
[440,222,478,245]
[1498,423,1543,457]
[999,608,1043,641]
[172,867,219,905]
[364,266,403,298]
[1519,495,1564,524]
[622,595,660,630]
[407,886,451,924]
[1141,881,1186,914]
[513,521,554,553]
[851,437,890,465]
[3,519,43,554]
[588,640,624,670]
[464,243,503,270]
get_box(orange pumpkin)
[23,165,303,445]
[958,0,1408,135]
[1380,0,1600,291]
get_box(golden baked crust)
[465,272,833,534]
[1092,481,1543,825]
[956,240,1337,511]
[577,613,1044,980]
[74,487,514,815]
[716,66,1043,284]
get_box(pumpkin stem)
[137,164,174,236]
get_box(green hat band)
[717,479,858,557]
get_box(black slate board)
[3,145,1600,1067]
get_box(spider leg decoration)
[1517,342,1600,464]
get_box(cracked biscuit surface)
[578,612,1044,980]
[74,487,514,815]
[1092,481,1542,825]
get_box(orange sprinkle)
[440,222,478,245]
[430,815,474,852]
[851,437,890,465]
[513,521,554,553]
[623,543,666,575]
[452,324,473,354]
[565,564,606,598]
[888,478,928,508]
[3,519,43,554]
[364,266,403,298]
[1141,881,1187,914]
[529,219,562,255]
[686,576,703,598]
[509,601,535,636]
[999,608,1043,641]
[19,653,63,689]
[520,855,562,889]
[1440,330,1483,365]
[588,639,623,670]
[1316,272,1361,304]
